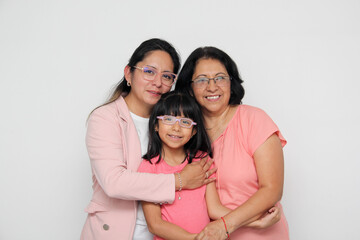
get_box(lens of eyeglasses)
[179,118,193,128]
[192,76,230,88]
[142,67,156,79]
[161,73,176,86]
[162,116,175,124]
[161,116,194,128]
[140,66,176,87]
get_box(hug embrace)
[81,38,289,240]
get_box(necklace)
[204,106,236,142]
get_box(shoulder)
[238,104,267,115]
[89,97,131,123]
[236,104,272,122]
[138,157,161,173]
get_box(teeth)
[169,135,181,139]
[206,95,220,100]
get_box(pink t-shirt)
[138,157,210,240]
[213,105,289,240]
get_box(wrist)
[175,172,185,191]
[221,217,230,239]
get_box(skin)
[156,115,197,164]
[124,50,215,191]
[143,117,200,239]
[192,59,285,240]
[143,115,282,239]
[191,59,232,118]
[124,50,174,118]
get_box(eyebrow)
[194,72,227,78]
[145,65,173,73]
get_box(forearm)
[209,205,232,220]
[88,108,175,203]
[148,218,196,240]
[222,186,282,233]
[93,167,175,202]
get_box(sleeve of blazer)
[86,105,175,204]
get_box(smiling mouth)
[168,134,182,139]
[148,90,161,96]
[205,95,220,100]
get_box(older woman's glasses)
[133,66,177,87]
[192,75,230,88]
[157,115,197,128]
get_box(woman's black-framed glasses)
[157,115,197,128]
[133,66,177,87]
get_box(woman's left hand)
[246,206,281,229]
[195,220,227,240]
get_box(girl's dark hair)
[143,91,213,164]
[93,38,181,111]
[175,46,245,105]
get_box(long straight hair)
[90,38,181,115]
[143,91,213,164]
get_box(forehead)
[193,58,227,76]
[139,50,174,71]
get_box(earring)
[127,81,131,87]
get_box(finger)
[203,158,214,171]
[203,177,216,185]
[268,206,277,213]
[206,166,217,176]
[200,156,209,167]
[272,207,279,214]
[196,232,204,240]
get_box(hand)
[180,156,216,190]
[195,220,227,240]
[249,206,281,229]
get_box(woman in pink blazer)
[81,39,215,240]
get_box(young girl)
[138,91,280,240]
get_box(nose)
[152,74,162,87]
[206,78,218,92]
[172,121,181,131]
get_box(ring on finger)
[205,172,209,179]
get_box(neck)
[203,105,238,142]
[203,105,232,129]
[162,147,187,166]
[124,94,152,118]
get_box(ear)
[124,65,132,85]
[155,125,159,132]
[191,128,197,137]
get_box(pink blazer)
[81,97,175,240]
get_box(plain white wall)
[1,0,359,239]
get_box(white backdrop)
[1,0,359,239]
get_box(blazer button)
[103,224,109,231]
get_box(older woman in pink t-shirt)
[175,47,289,240]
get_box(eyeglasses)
[192,75,230,88]
[157,115,197,128]
[133,66,177,87]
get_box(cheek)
[192,89,203,101]
[161,86,172,93]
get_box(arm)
[87,106,174,203]
[206,181,280,228]
[205,182,231,220]
[196,134,284,240]
[245,206,281,229]
[88,104,216,203]
[142,201,197,240]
